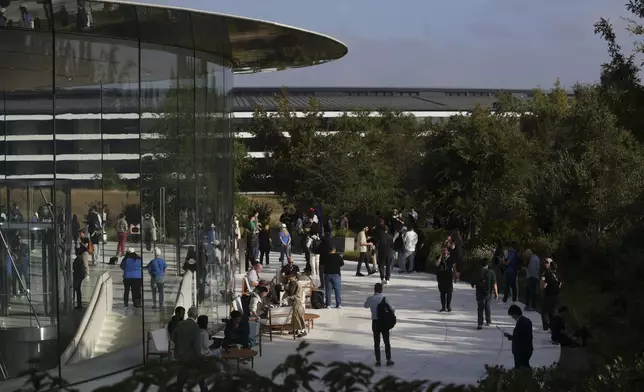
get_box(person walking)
[172,307,208,392]
[523,249,540,311]
[472,259,498,329]
[324,246,344,309]
[279,224,292,265]
[435,247,456,312]
[141,213,157,252]
[503,304,534,369]
[364,283,395,367]
[115,214,128,257]
[355,225,373,276]
[502,243,520,303]
[541,258,562,331]
[147,247,167,309]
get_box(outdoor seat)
[146,328,170,361]
[259,307,295,341]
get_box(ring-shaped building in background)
[0,0,347,385]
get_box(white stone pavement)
[64,251,560,390]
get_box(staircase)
[93,312,142,357]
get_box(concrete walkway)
[66,250,559,390]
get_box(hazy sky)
[144,0,631,89]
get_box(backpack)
[393,233,404,251]
[311,290,326,309]
[377,297,396,330]
[476,269,491,297]
[88,241,95,255]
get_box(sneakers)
[356,272,365,277]
[385,280,390,285]
[375,361,381,367]
[336,306,342,309]
[386,360,395,366]
[477,325,482,330]
[381,279,387,285]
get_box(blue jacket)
[147,257,167,278]
[506,249,520,275]
[121,256,143,279]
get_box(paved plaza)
[65,250,559,390]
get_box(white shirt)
[364,293,395,320]
[404,230,418,252]
[357,231,368,253]
[247,269,259,285]
[199,330,213,356]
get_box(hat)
[281,223,287,228]
[545,257,553,263]
[128,247,135,253]
[154,247,162,257]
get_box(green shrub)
[333,228,357,238]
[342,250,359,261]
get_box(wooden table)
[303,313,320,331]
[220,347,258,370]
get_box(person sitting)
[197,315,221,357]
[223,310,250,349]
[249,286,271,320]
[280,256,300,284]
[246,263,262,289]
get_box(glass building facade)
[0,0,347,386]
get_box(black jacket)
[509,316,534,355]
[258,230,271,251]
[323,253,344,275]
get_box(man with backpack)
[472,259,498,329]
[364,283,395,367]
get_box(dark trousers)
[372,320,391,362]
[357,252,372,274]
[123,278,142,307]
[513,351,532,369]
[525,277,538,309]
[259,249,270,265]
[503,272,517,302]
[73,278,83,307]
[304,248,311,272]
[541,295,558,330]
[440,290,452,310]
[325,274,342,307]
[477,296,491,326]
[178,370,208,392]
[377,253,391,281]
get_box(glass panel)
[0,0,53,31]
[0,25,59,381]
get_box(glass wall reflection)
[0,0,234,384]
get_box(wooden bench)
[146,328,170,361]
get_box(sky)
[143,0,631,89]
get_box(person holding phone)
[503,305,534,369]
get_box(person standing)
[524,249,540,311]
[472,259,498,329]
[364,283,395,367]
[400,226,418,273]
[435,247,456,312]
[87,208,103,264]
[541,258,562,331]
[355,225,373,276]
[502,243,520,303]
[258,224,271,265]
[504,305,534,369]
[141,213,157,252]
[120,248,143,308]
[172,307,208,392]
[324,246,344,309]
[147,247,167,309]
[375,222,394,285]
[72,249,88,309]
[279,224,292,265]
